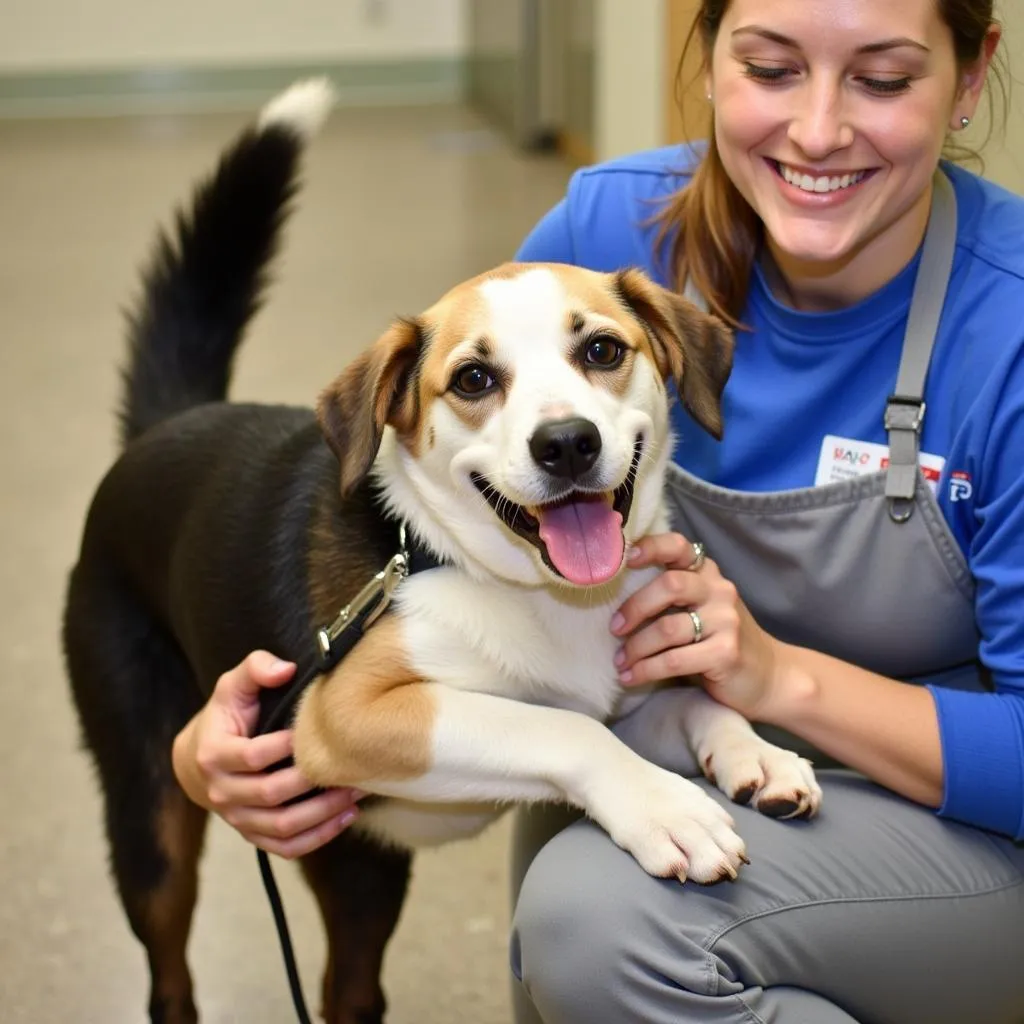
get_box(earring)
[960,116,971,129]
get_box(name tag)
[816,434,945,493]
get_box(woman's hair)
[655,0,1007,325]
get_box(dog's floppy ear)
[317,317,425,496]
[615,268,734,440]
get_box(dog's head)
[318,263,733,589]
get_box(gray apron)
[675,170,982,761]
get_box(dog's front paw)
[592,766,749,884]
[701,735,822,820]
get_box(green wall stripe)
[0,57,464,116]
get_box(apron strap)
[884,169,958,520]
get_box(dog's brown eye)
[585,335,626,369]
[452,364,496,398]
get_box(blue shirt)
[516,145,1024,839]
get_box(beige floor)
[0,101,570,1023]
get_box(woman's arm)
[514,195,576,263]
[757,645,943,808]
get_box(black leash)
[253,521,437,1023]
[257,848,314,1024]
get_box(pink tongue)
[537,500,624,586]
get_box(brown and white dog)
[63,80,820,1024]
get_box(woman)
[507,1,1024,1021]
[175,0,1024,1020]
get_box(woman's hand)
[172,650,364,859]
[612,533,788,720]
[613,532,947,807]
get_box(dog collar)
[314,520,414,663]
[257,518,440,737]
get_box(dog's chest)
[393,568,654,720]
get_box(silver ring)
[688,609,704,644]
[688,541,706,572]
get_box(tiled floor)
[0,101,570,1023]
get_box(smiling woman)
[508,1,1024,1022]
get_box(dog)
[62,79,821,1024]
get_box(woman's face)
[709,0,988,274]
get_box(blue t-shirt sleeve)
[514,195,576,264]
[930,334,1024,839]
[931,688,1024,836]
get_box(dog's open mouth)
[471,438,643,587]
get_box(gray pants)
[509,768,1024,1024]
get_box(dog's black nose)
[529,417,602,480]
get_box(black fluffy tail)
[119,78,336,446]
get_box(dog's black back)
[83,399,399,681]
[62,88,412,1024]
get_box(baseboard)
[0,57,465,119]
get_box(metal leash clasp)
[316,522,411,661]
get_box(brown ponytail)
[654,122,759,328]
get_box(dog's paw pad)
[757,796,800,819]
[731,782,757,806]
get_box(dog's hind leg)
[120,788,208,1024]
[300,831,411,1024]
[63,563,208,1024]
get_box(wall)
[561,0,596,157]
[0,0,466,72]
[465,0,527,143]
[663,0,709,145]
[593,0,664,161]
[967,0,1024,194]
